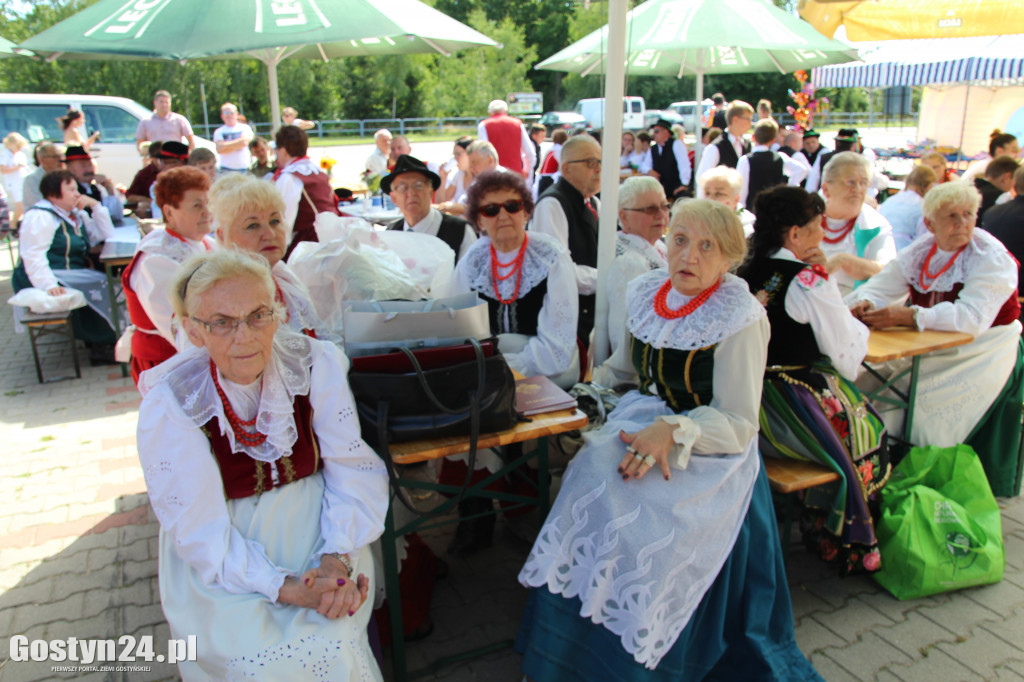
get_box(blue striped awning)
[811,35,1024,88]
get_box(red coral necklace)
[653,278,720,319]
[918,242,966,291]
[490,234,529,305]
[821,215,856,244]
[209,359,267,447]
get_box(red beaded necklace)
[490,234,529,305]
[209,359,267,447]
[918,242,966,291]
[653,278,720,319]
[166,228,211,251]
[821,215,856,244]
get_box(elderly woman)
[518,200,820,681]
[739,186,883,575]
[440,169,579,555]
[136,250,387,679]
[123,167,214,384]
[848,181,1023,497]
[593,176,668,387]
[516,199,819,675]
[12,169,118,363]
[819,152,897,296]
[210,173,327,338]
[698,165,756,235]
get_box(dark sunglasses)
[479,200,525,217]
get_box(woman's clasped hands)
[278,554,370,619]
[617,422,676,482]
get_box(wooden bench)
[763,457,840,561]
[21,308,81,383]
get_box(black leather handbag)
[348,338,518,515]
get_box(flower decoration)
[320,155,337,173]
[786,70,829,133]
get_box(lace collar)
[138,331,314,462]
[627,271,765,350]
[461,231,563,299]
[278,157,321,177]
[615,232,667,270]
[272,261,323,334]
[898,229,1005,294]
[137,227,214,262]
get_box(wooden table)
[99,226,143,376]
[863,327,974,444]
[382,407,587,682]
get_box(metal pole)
[267,58,282,135]
[200,80,210,137]
[591,0,629,367]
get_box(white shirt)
[771,248,868,380]
[19,200,113,292]
[365,147,388,176]
[603,233,667,357]
[529,191,599,295]
[639,138,691,189]
[476,116,536,176]
[695,132,747,197]
[736,145,810,207]
[136,335,388,601]
[213,123,254,169]
[820,205,898,297]
[878,190,926,252]
[398,207,477,262]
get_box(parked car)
[643,109,687,131]
[668,99,714,132]
[0,93,215,186]
[573,96,646,132]
[539,111,587,135]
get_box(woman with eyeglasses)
[592,177,668,387]
[518,200,821,681]
[210,173,328,338]
[122,167,214,385]
[819,152,897,296]
[439,169,579,555]
[136,249,387,680]
[847,181,1023,498]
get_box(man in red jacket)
[477,99,536,181]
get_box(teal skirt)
[516,467,822,682]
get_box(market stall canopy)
[536,0,858,78]
[18,0,498,126]
[812,34,1024,87]
[798,0,1024,41]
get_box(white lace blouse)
[272,261,330,339]
[771,248,868,380]
[453,231,579,379]
[846,229,1018,336]
[136,333,388,601]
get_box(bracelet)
[326,552,353,576]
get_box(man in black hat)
[385,154,476,264]
[65,145,125,225]
[126,141,189,217]
[645,118,691,200]
[794,129,823,190]
[273,125,339,260]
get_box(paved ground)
[1,208,1022,681]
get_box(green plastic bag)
[874,444,1004,600]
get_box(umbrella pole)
[694,69,704,172]
[592,0,629,368]
[268,59,282,135]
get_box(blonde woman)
[1,132,30,224]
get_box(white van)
[0,93,213,186]
[573,96,646,132]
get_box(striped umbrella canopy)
[812,34,1024,87]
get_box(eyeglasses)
[191,309,275,336]
[479,200,524,218]
[835,178,870,190]
[391,180,430,195]
[624,203,672,216]
[564,158,602,170]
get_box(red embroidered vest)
[123,253,177,384]
[202,393,323,500]
[483,114,525,174]
[285,170,339,260]
[908,284,1021,327]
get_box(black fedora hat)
[63,145,94,162]
[158,141,189,161]
[652,118,676,133]
[381,155,441,194]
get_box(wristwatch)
[326,552,353,576]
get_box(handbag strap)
[371,339,485,517]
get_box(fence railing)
[193,111,918,141]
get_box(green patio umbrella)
[19,0,498,127]
[537,0,857,132]
[0,35,33,58]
